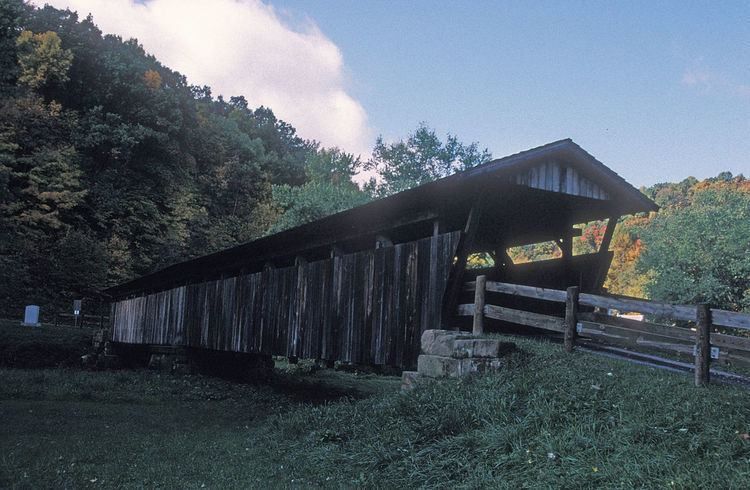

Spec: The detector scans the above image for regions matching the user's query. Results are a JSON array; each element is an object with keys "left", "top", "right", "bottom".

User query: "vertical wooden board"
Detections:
[
  {"left": 242, "top": 272, "right": 261, "bottom": 353},
  {"left": 370, "top": 248, "right": 387, "bottom": 364},
  {"left": 551, "top": 161, "right": 560, "bottom": 192},
  {"left": 361, "top": 250, "right": 375, "bottom": 364},
  {"left": 210, "top": 279, "right": 223, "bottom": 350},
  {"left": 392, "top": 243, "right": 410, "bottom": 366},
  {"left": 427, "top": 233, "right": 440, "bottom": 329},
  {"left": 339, "top": 254, "right": 356, "bottom": 363},
  {"left": 258, "top": 268, "right": 273, "bottom": 354},
  {"left": 175, "top": 286, "right": 187, "bottom": 346},
  {"left": 290, "top": 263, "right": 307, "bottom": 358},
  {"left": 233, "top": 274, "right": 246, "bottom": 352},
  {"left": 318, "top": 258, "right": 333, "bottom": 360},
  {"left": 221, "top": 277, "right": 237, "bottom": 351},
  {"left": 379, "top": 246, "right": 395, "bottom": 365},
  {"left": 405, "top": 241, "right": 423, "bottom": 364},
  {"left": 283, "top": 266, "right": 297, "bottom": 356},
  {"left": 279, "top": 266, "right": 295, "bottom": 356},
  {"left": 144, "top": 293, "right": 155, "bottom": 344},
  {"left": 185, "top": 283, "right": 202, "bottom": 347},
  {"left": 301, "top": 260, "right": 324, "bottom": 359},
  {"left": 545, "top": 161, "right": 554, "bottom": 191},
  {"left": 271, "top": 268, "right": 285, "bottom": 356},
  {"left": 326, "top": 255, "right": 343, "bottom": 360},
  {"left": 417, "top": 235, "right": 432, "bottom": 333},
  {"left": 388, "top": 244, "right": 404, "bottom": 366},
  {"left": 400, "top": 241, "right": 419, "bottom": 366}
]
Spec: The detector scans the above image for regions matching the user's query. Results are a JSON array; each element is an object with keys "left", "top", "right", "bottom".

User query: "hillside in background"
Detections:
[
  {"left": 1, "top": 1, "right": 747, "bottom": 318},
  {"left": 0, "top": 2, "right": 371, "bottom": 317}
]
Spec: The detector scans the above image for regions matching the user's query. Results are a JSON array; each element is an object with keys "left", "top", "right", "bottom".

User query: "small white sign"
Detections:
[{"left": 693, "top": 345, "right": 720, "bottom": 360}]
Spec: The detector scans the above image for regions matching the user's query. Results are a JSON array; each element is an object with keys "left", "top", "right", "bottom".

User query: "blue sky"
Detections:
[
  {"left": 39, "top": 0, "right": 749, "bottom": 187},
  {"left": 273, "top": 0, "right": 749, "bottom": 186}
]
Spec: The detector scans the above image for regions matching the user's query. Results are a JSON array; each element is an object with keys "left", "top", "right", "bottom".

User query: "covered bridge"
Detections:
[{"left": 106, "top": 139, "right": 657, "bottom": 368}]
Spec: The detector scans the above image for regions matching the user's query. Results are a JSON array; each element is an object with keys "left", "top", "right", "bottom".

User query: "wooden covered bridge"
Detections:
[{"left": 106, "top": 139, "right": 657, "bottom": 369}]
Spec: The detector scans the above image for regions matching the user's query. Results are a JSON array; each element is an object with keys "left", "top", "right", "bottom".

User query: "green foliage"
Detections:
[
  {"left": 0, "top": 0, "right": 25, "bottom": 92},
  {"left": 270, "top": 147, "right": 370, "bottom": 232},
  {"left": 366, "top": 122, "right": 492, "bottom": 197},
  {"left": 0, "top": 5, "right": 316, "bottom": 315},
  {"left": 638, "top": 183, "right": 750, "bottom": 311},
  {"left": 16, "top": 30, "right": 73, "bottom": 90}
]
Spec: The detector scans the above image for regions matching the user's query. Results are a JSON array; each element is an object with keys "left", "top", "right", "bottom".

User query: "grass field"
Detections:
[
  {"left": 0, "top": 319, "right": 93, "bottom": 368},
  {"left": 1, "top": 327, "right": 749, "bottom": 488}
]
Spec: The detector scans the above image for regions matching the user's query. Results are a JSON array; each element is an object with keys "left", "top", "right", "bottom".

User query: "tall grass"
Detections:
[{"left": 1, "top": 335, "right": 749, "bottom": 488}]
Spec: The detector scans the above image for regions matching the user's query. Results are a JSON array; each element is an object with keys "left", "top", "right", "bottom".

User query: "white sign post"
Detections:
[{"left": 73, "top": 299, "right": 82, "bottom": 328}]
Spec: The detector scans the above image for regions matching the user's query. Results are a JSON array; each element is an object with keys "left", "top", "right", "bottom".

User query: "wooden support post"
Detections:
[
  {"left": 441, "top": 197, "right": 484, "bottom": 329},
  {"left": 473, "top": 275, "right": 486, "bottom": 335},
  {"left": 599, "top": 216, "right": 620, "bottom": 253},
  {"left": 432, "top": 219, "right": 441, "bottom": 237},
  {"left": 695, "top": 303, "right": 711, "bottom": 387},
  {"left": 564, "top": 286, "right": 579, "bottom": 353}
]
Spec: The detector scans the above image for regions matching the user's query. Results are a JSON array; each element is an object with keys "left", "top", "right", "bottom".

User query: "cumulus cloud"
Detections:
[{"left": 30, "top": 0, "right": 374, "bottom": 156}]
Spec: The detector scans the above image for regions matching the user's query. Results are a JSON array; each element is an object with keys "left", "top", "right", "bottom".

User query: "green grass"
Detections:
[
  {"left": 1, "top": 333, "right": 749, "bottom": 488},
  {"left": 0, "top": 319, "right": 93, "bottom": 368}
]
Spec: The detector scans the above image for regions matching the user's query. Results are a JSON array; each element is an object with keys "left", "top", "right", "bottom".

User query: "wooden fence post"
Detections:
[
  {"left": 695, "top": 303, "right": 711, "bottom": 387},
  {"left": 473, "top": 275, "right": 486, "bottom": 335},
  {"left": 564, "top": 286, "right": 579, "bottom": 353}
]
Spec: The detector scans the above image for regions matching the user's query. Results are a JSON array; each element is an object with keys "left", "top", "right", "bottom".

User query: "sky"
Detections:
[{"left": 31, "top": 0, "right": 750, "bottom": 186}]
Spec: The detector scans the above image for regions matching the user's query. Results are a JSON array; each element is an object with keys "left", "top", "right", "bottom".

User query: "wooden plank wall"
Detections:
[
  {"left": 111, "top": 231, "right": 461, "bottom": 368},
  {"left": 513, "top": 161, "right": 609, "bottom": 200}
]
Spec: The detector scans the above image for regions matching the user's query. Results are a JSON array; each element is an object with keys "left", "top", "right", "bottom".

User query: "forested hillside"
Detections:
[
  {"left": 1, "top": 2, "right": 747, "bottom": 318},
  {"left": 0, "top": 2, "right": 490, "bottom": 317},
  {"left": 0, "top": 2, "right": 330, "bottom": 315}
]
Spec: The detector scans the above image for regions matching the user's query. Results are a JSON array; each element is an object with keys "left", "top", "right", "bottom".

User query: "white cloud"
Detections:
[
  {"left": 30, "top": 0, "right": 374, "bottom": 156},
  {"left": 682, "top": 66, "right": 750, "bottom": 99}
]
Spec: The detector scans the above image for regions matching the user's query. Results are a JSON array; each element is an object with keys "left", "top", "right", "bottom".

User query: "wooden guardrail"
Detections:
[{"left": 459, "top": 277, "right": 750, "bottom": 386}]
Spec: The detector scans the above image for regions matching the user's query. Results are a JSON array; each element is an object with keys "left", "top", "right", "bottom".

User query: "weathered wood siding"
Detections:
[
  {"left": 513, "top": 161, "right": 609, "bottom": 200},
  {"left": 111, "top": 231, "right": 460, "bottom": 367}
]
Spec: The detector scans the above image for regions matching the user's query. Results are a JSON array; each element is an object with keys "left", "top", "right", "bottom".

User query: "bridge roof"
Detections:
[{"left": 105, "top": 139, "right": 657, "bottom": 298}]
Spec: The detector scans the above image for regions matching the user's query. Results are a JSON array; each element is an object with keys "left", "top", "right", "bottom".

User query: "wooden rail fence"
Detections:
[
  {"left": 54, "top": 313, "right": 109, "bottom": 329},
  {"left": 460, "top": 276, "right": 750, "bottom": 386}
]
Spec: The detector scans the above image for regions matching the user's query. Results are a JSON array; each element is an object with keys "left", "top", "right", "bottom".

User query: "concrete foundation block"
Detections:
[
  {"left": 418, "top": 354, "right": 474, "bottom": 378},
  {"left": 453, "top": 339, "right": 516, "bottom": 358},
  {"left": 420, "top": 329, "right": 474, "bottom": 357}
]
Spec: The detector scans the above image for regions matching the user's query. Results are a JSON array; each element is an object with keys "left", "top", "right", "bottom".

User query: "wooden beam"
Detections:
[
  {"left": 441, "top": 198, "right": 484, "bottom": 329},
  {"left": 599, "top": 216, "right": 620, "bottom": 253},
  {"left": 483, "top": 304, "right": 565, "bottom": 332},
  {"left": 579, "top": 293, "right": 697, "bottom": 322},
  {"left": 466, "top": 280, "right": 567, "bottom": 303}
]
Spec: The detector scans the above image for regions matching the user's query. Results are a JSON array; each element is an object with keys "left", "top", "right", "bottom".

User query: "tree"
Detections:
[
  {"left": 637, "top": 181, "right": 750, "bottom": 311},
  {"left": 270, "top": 148, "right": 369, "bottom": 232},
  {"left": 16, "top": 30, "right": 73, "bottom": 90},
  {"left": 0, "top": 0, "right": 25, "bottom": 92},
  {"left": 366, "top": 123, "right": 492, "bottom": 197}
]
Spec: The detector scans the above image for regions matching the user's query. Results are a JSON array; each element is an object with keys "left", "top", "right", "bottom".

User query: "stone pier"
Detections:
[{"left": 401, "top": 330, "right": 516, "bottom": 390}]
